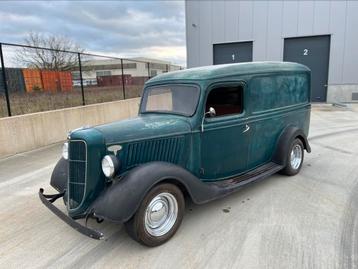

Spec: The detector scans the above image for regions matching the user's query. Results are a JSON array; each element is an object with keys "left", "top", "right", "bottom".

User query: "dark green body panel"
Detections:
[
  {"left": 66, "top": 62, "right": 311, "bottom": 216},
  {"left": 94, "top": 115, "right": 193, "bottom": 174},
  {"left": 94, "top": 115, "right": 192, "bottom": 144},
  {"left": 247, "top": 104, "right": 310, "bottom": 169},
  {"left": 200, "top": 111, "right": 250, "bottom": 179}
]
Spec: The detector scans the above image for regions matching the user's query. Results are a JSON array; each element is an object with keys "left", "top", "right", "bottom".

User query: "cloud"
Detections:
[{"left": 0, "top": 1, "right": 186, "bottom": 66}]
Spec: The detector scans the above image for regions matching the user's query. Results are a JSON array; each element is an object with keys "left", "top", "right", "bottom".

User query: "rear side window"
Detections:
[
  {"left": 206, "top": 85, "right": 243, "bottom": 117},
  {"left": 250, "top": 74, "right": 308, "bottom": 112}
]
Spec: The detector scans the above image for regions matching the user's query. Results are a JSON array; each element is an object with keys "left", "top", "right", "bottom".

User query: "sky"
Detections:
[{"left": 0, "top": 1, "right": 186, "bottom": 66}]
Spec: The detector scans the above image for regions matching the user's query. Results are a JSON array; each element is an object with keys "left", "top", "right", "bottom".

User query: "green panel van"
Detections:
[{"left": 40, "top": 62, "right": 311, "bottom": 246}]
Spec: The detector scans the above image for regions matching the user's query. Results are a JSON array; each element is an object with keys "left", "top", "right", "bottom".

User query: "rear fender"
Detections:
[{"left": 272, "top": 126, "right": 311, "bottom": 166}]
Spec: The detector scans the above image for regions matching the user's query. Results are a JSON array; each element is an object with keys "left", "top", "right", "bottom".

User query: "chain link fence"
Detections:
[{"left": 0, "top": 42, "right": 183, "bottom": 118}]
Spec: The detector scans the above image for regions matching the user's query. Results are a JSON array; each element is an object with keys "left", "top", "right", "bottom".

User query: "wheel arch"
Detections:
[
  {"left": 296, "top": 134, "right": 310, "bottom": 153},
  {"left": 90, "top": 162, "right": 217, "bottom": 223},
  {"left": 272, "top": 126, "right": 311, "bottom": 166},
  {"left": 154, "top": 177, "right": 193, "bottom": 202}
]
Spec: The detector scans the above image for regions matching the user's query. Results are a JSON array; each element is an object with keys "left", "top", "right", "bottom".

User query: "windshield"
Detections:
[{"left": 140, "top": 84, "right": 200, "bottom": 116}]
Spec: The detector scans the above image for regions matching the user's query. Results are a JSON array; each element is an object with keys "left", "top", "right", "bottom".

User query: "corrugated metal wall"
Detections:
[{"left": 185, "top": 0, "right": 358, "bottom": 85}]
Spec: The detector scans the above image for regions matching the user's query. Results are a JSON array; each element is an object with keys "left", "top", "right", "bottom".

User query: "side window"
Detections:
[{"left": 206, "top": 85, "right": 244, "bottom": 117}]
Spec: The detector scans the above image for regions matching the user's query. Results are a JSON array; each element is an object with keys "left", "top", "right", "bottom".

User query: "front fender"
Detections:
[
  {"left": 90, "top": 162, "right": 221, "bottom": 223},
  {"left": 50, "top": 158, "right": 68, "bottom": 193}
]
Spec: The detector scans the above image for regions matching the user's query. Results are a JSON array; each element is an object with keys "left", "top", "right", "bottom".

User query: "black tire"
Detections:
[
  {"left": 280, "top": 138, "right": 304, "bottom": 176},
  {"left": 124, "top": 183, "right": 185, "bottom": 247}
]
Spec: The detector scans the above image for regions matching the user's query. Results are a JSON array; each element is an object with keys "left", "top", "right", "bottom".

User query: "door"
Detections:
[
  {"left": 200, "top": 83, "right": 250, "bottom": 180},
  {"left": 284, "top": 35, "right": 330, "bottom": 102},
  {"left": 213, "top": 41, "right": 253, "bottom": 65}
]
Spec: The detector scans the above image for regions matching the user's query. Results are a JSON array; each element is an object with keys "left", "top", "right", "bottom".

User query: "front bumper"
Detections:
[{"left": 38, "top": 188, "right": 104, "bottom": 240}]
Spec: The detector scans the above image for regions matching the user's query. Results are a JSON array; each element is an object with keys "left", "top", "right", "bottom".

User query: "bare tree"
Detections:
[{"left": 15, "top": 32, "right": 84, "bottom": 71}]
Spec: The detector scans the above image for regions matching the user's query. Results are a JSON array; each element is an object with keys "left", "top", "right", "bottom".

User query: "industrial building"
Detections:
[
  {"left": 73, "top": 57, "right": 181, "bottom": 86},
  {"left": 185, "top": 1, "right": 358, "bottom": 103}
]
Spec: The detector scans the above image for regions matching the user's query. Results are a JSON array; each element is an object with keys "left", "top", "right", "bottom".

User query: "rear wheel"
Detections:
[
  {"left": 124, "top": 183, "right": 185, "bottom": 247},
  {"left": 281, "top": 138, "right": 304, "bottom": 176}
]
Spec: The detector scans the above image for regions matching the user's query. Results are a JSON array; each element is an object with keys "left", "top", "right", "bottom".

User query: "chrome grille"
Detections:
[{"left": 68, "top": 140, "right": 87, "bottom": 209}]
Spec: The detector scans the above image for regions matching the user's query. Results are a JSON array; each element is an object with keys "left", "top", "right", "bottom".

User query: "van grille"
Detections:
[
  {"left": 68, "top": 140, "right": 86, "bottom": 209},
  {"left": 125, "top": 136, "right": 184, "bottom": 168}
]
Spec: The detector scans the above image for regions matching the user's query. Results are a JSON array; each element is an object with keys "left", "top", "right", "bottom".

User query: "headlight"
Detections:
[
  {"left": 62, "top": 142, "right": 68, "bottom": 160},
  {"left": 101, "top": 155, "right": 119, "bottom": 178}
]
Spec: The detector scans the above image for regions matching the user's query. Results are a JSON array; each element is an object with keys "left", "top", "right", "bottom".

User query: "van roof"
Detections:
[{"left": 147, "top": 61, "right": 310, "bottom": 83}]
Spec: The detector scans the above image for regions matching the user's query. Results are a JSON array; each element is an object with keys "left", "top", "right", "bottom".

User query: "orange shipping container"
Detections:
[
  {"left": 41, "top": 70, "right": 60, "bottom": 92},
  {"left": 58, "top": 72, "right": 73, "bottom": 92},
  {"left": 22, "top": 69, "right": 43, "bottom": 92}
]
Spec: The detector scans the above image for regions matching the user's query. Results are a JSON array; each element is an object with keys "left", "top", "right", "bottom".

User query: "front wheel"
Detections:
[
  {"left": 124, "top": 183, "right": 185, "bottom": 247},
  {"left": 280, "top": 138, "right": 304, "bottom": 176}
]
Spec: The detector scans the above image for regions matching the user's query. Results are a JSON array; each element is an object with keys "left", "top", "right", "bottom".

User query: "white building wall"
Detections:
[
  {"left": 78, "top": 59, "right": 178, "bottom": 80},
  {"left": 186, "top": 0, "right": 358, "bottom": 102}
]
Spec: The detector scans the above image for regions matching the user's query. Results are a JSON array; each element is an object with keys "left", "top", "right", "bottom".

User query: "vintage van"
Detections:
[{"left": 40, "top": 62, "right": 311, "bottom": 246}]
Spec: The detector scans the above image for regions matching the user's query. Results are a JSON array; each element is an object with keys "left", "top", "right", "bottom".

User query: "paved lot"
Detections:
[{"left": 1, "top": 104, "right": 358, "bottom": 269}]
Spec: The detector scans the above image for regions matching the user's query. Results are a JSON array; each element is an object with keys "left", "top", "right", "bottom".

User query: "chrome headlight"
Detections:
[
  {"left": 101, "top": 155, "right": 119, "bottom": 178},
  {"left": 62, "top": 142, "right": 68, "bottom": 160}
]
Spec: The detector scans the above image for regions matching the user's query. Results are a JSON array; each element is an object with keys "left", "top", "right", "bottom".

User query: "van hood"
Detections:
[{"left": 93, "top": 114, "right": 192, "bottom": 145}]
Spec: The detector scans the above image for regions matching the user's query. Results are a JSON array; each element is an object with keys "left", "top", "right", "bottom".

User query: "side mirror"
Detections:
[
  {"left": 201, "top": 107, "right": 216, "bottom": 132},
  {"left": 207, "top": 107, "right": 216, "bottom": 118}
]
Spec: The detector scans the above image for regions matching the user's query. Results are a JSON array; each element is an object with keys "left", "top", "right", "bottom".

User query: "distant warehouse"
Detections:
[
  {"left": 72, "top": 57, "right": 181, "bottom": 87},
  {"left": 185, "top": 0, "right": 358, "bottom": 103}
]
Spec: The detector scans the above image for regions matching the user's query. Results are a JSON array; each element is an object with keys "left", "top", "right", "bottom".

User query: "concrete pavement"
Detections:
[{"left": 1, "top": 104, "right": 358, "bottom": 269}]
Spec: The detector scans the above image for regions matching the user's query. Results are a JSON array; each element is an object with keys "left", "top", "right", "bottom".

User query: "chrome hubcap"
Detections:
[
  {"left": 145, "top": 192, "right": 178, "bottom": 237},
  {"left": 290, "top": 144, "right": 302, "bottom": 170}
]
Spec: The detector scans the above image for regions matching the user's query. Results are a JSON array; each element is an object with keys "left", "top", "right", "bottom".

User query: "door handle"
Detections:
[{"left": 243, "top": 124, "right": 250, "bottom": 133}]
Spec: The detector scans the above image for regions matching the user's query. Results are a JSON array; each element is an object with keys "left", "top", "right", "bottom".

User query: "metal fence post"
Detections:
[
  {"left": 0, "top": 43, "right": 11, "bottom": 117},
  {"left": 166, "top": 64, "right": 169, "bottom": 73},
  {"left": 77, "top": 53, "right": 85, "bottom": 106},
  {"left": 147, "top": 62, "right": 150, "bottom": 79},
  {"left": 120, "top": 59, "right": 126, "bottom": 99}
]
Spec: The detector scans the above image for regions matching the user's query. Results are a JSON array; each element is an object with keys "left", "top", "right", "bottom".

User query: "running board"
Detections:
[{"left": 204, "top": 162, "right": 284, "bottom": 200}]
